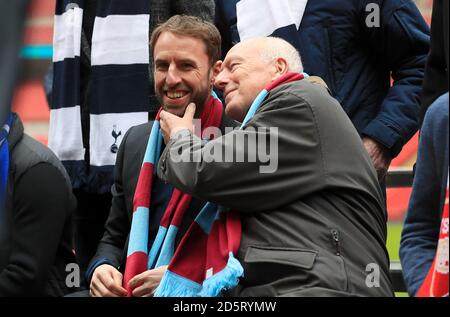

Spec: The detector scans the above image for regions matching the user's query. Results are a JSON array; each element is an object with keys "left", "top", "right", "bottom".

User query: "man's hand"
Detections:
[
  {"left": 160, "top": 103, "right": 196, "bottom": 143},
  {"left": 362, "top": 137, "right": 392, "bottom": 181},
  {"left": 89, "top": 264, "right": 128, "bottom": 297},
  {"left": 128, "top": 265, "right": 168, "bottom": 297}
]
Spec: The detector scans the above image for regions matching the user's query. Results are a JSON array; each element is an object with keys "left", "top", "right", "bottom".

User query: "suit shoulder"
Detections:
[
  {"left": 127, "top": 121, "right": 153, "bottom": 137},
  {"left": 122, "top": 122, "right": 153, "bottom": 145}
]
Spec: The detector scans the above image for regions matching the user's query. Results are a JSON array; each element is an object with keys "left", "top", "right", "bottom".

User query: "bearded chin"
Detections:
[
  {"left": 153, "top": 95, "right": 182, "bottom": 117},
  {"left": 192, "top": 91, "right": 211, "bottom": 118},
  {"left": 155, "top": 92, "right": 210, "bottom": 118}
]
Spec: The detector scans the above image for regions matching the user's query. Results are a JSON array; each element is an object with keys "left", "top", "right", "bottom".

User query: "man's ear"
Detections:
[
  {"left": 211, "top": 60, "right": 222, "bottom": 84},
  {"left": 271, "top": 57, "right": 289, "bottom": 81}
]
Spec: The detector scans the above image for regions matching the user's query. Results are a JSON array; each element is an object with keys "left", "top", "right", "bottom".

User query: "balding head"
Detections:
[
  {"left": 215, "top": 37, "right": 303, "bottom": 121},
  {"left": 242, "top": 37, "right": 303, "bottom": 73}
]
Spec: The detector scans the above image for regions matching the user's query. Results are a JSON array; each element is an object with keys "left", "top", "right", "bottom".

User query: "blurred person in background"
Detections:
[
  {"left": 0, "top": 112, "right": 77, "bottom": 297},
  {"left": 400, "top": 93, "right": 448, "bottom": 297},
  {"left": 400, "top": 0, "right": 449, "bottom": 297}
]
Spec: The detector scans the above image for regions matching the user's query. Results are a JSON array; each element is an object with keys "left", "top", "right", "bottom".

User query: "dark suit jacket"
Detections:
[{"left": 86, "top": 114, "right": 238, "bottom": 281}]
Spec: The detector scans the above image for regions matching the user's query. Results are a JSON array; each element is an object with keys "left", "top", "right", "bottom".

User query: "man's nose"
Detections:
[
  {"left": 214, "top": 70, "right": 229, "bottom": 91},
  {"left": 166, "top": 64, "right": 181, "bottom": 87}
]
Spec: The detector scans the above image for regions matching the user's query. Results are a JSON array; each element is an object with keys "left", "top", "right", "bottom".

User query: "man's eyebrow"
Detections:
[
  {"left": 154, "top": 58, "right": 168, "bottom": 65},
  {"left": 178, "top": 58, "right": 197, "bottom": 65}
]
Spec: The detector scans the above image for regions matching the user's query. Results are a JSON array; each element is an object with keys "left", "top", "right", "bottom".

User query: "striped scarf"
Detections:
[
  {"left": 0, "top": 113, "right": 13, "bottom": 210},
  {"left": 153, "top": 72, "right": 305, "bottom": 297},
  {"left": 49, "top": 0, "right": 150, "bottom": 193},
  {"left": 123, "top": 94, "right": 224, "bottom": 296}
]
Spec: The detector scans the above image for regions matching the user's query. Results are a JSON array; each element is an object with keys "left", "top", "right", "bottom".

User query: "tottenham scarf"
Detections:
[
  {"left": 0, "top": 113, "right": 13, "bottom": 210},
  {"left": 416, "top": 173, "right": 449, "bottom": 297},
  {"left": 50, "top": 0, "right": 150, "bottom": 193},
  {"left": 152, "top": 72, "right": 306, "bottom": 297}
]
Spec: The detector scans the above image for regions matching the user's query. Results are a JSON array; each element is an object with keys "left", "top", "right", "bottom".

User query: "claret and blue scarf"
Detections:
[{"left": 125, "top": 72, "right": 305, "bottom": 297}]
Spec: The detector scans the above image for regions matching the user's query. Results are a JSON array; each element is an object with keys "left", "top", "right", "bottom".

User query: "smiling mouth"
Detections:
[{"left": 165, "top": 91, "right": 189, "bottom": 99}]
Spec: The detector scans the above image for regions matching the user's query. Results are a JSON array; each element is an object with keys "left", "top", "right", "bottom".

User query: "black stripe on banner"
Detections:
[
  {"left": 61, "top": 160, "right": 87, "bottom": 190},
  {"left": 56, "top": 0, "right": 84, "bottom": 15},
  {"left": 62, "top": 161, "right": 114, "bottom": 193},
  {"left": 95, "top": 0, "right": 150, "bottom": 17},
  {"left": 89, "top": 64, "right": 151, "bottom": 114},
  {"left": 88, "top": 165, "right": 115, "bottom": 193},
  {"left": 52, "top": 57, "right": 81, "bottom": 110}
]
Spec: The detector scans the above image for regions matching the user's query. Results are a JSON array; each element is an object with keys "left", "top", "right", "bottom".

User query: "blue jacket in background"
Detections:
[
  {"left": 215, "top": 0, "right": 430, "bottom": 157},
  {"left": 400, "top": 93, "right": 449, "bottom": 296}
]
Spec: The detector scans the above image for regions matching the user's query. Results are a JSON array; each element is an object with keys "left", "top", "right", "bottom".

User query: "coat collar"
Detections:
[{"left": 8, "top": 113, "right": 24, "bottom": 151}]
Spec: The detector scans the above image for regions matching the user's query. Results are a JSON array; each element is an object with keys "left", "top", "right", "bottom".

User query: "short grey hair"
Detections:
[{"left": 258, "top": 37, "right": 303, "bottom": 73}]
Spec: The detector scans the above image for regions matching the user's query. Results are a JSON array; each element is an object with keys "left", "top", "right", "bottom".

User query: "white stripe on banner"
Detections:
[
  {"left": 89, "top": 112, "right": 149, "bottom": 166},
  {"left": 52, "top": 7, "right": 83, "bottom": 62},
  {"left": 91, "top": 14, "right": 150, "bottom": 66},
  {"left": 48, "top": 106, "right": 85, "bottom": 161},
  {"left": 236, "top": 0, "right": 308, "bottom": 40}
]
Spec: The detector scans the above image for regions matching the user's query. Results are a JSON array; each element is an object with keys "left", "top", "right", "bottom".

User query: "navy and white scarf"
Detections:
[
  {"left": 49, "top": 0, "right": 151, "bottom": 193},
  {"left": 0, "top": 113, "right": 13, "bottom": 210}
]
